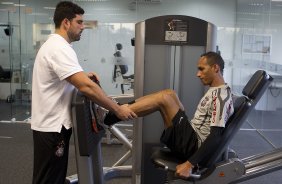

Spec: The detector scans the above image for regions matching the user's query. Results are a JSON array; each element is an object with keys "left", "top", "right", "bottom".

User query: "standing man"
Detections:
[
  {"left": 31, "top": 1, "right": 136, "bottom": 184},
  {"left": 103, "top": 52, "right": 234, "bottom": 179}
]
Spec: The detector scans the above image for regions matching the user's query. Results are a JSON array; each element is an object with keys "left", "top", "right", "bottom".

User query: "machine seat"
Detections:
[{"left": 122, "top": 74, "right": 134, "bottom": 80}]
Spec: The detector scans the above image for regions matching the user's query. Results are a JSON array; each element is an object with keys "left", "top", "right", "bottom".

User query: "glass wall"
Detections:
[
  {"left": 0, "top": 0, "right": 236, "bottom": 121},
  {"left": 0, "top": 0, "right": 29, "bottom": 122},
  {"left": 233, "top": 0, "right": 282, "bottom": 148},
  {"left": 0, "top": 1, "right": 281, "bottom": 145}
]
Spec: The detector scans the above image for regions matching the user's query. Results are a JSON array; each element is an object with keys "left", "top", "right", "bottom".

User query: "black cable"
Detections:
[{"left": 173, "top": 45, "right": 176, "bottom": 90}]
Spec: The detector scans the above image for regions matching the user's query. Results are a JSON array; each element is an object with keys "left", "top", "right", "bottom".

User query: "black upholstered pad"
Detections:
[
  {"left": 243, "top": 70, "right": 273, "bottom": 100},
  {"left": 151, "top": 148, "right": 182, "bottom": 172}
]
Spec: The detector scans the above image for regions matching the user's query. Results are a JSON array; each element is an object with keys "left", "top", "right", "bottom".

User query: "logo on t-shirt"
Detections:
[
  {"left": 201, "top": 96, "right": 209, "bottom": 107},
  {"left": 178, "top": 117, "right": 183, "bottom": 124},
  {"left": 224, "top": 102, "right": 233, "bottom": 123},
  {"left": 212, "top": 92, "right": 217, "bottom": 124}
]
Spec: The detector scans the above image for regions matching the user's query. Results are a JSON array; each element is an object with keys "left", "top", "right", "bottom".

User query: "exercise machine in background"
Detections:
[{"left": 112, "top": 43, "right": 134, "bottom": 94}]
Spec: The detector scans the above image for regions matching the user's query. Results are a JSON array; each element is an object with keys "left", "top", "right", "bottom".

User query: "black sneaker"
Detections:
[
  {"left": 103, "top": 111, "right": 121, "bottom": 126},
  {"left": 95, "top": 98, "right": 122, "bottom": 127}
]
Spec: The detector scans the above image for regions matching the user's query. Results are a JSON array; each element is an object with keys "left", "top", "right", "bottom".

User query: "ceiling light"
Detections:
[
  {"left": 43, "top": 7, "right": 55, "bottom": 10},
  {"left": 1, "top": 2, "right": 14, "bottom": 5},
  {"left": 14, "top": 4, "right": 26, "bottom": 7},
  {"left": 249, "top": 3, "right": 264, "bottom": 6},
  {"left": 74, "top": 0, "right": 109, "bottom": 2}
]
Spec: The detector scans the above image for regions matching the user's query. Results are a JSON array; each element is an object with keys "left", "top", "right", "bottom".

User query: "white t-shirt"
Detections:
[
  {"left": 31, "top": 34, "right": 83, "bottom": 133},
  {"left": 191, "top": 84, "right": 234, "bottom": 147}
]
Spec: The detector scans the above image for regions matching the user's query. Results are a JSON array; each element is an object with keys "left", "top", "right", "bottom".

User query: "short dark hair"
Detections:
[
  {"left": 53, "top": 1, "right": 84, "bottom": 28},
  {"left": 201, "top": 51, "right": 224, "bottom": 74}
]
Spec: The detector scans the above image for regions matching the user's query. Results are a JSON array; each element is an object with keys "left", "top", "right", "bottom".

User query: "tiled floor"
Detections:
[
  {"left": 0, "top": 109, "right": 282, "bottom": 184},
  {"left": 0, "top": 100, "right": 30, "bottom": 121}
]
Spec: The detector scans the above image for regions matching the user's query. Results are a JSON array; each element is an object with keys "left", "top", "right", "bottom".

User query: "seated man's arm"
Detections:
[
  {"left": 175, "top": 126, "right": 223, "bottom": 178},
  {"left": 176, "top": 86, "right": 234, "bottom": 178}
]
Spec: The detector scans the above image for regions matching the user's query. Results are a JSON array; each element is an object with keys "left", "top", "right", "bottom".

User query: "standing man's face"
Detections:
[
  {"left": 196, "top": 57, "right": 217, "bottom": 86},
  {"left": 67, "top": 14, "right": 84, "bottom": 42}
]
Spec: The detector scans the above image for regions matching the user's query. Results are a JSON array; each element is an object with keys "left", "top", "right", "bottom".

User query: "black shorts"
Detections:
[
  {"left": 32, "top": 126, "right": 72, "bottom": 184},
  {"left": 160, "top": 109, "right": 198, "bottom": 160}
]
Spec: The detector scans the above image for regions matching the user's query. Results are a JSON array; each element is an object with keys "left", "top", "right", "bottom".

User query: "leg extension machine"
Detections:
[
  {"left": 151, "top": 70, "right": 282, "bottom": 184},
  {"left": 65, "top": 93, "right": 133, "bottom": 184}
]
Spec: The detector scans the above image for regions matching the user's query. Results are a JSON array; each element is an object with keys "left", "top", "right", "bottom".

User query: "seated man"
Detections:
[{"left": 102, "top": 51, "right": 234, "bottom": 178}]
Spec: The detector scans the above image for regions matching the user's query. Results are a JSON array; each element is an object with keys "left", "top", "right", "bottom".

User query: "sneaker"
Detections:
[
  {"left": 103, "top": 111, "right": 121, "bottom": 126},
  {"left": 89, "top": 102, "right": 107, "bottom": 133},
  {"left": 91, "top": 98, "right": 121, "bottom": 128},
  {"left": 94, "top": 104, "right": 109, "bottom": 128},
  {"left": 102, "top": 98, "right": 122, "bottom": 126}
]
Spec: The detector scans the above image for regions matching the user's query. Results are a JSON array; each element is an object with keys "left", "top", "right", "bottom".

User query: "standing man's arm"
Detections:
[
  {"left": 66, "top": 71, "right": 137, "bottom": 121},
  {"left": 86, "top": 72, "right": 100, "bottom": 81}
]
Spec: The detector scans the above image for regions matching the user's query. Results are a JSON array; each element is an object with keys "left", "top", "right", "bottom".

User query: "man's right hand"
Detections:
[
  {"left": 175, "top": 161, "right": 194, "bottom": 179},
  {"left": 115, "top": 104, "right": 137, "bottom": 121}
]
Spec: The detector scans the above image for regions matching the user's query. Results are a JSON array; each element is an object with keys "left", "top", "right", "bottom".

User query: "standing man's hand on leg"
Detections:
[{"left": 116, "top": 105, "right": 137, "bottom": 121}]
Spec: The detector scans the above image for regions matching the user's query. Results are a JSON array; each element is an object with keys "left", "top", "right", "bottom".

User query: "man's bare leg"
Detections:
[{"left": 105, "top": 89, "right": 184, "bottom": 127}]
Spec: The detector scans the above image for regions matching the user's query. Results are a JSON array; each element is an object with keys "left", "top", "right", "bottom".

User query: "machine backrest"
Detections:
[
  {"left": 242, "top": 70, "right": 272, "bottom": 104},
  {"left": 203, "top": 70, "right": 273, "bottom": 167}
]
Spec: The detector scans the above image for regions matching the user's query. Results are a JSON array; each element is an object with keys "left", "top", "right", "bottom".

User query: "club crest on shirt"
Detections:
[{"left": 201, "top": 96, "right": 209, "bottom": 107}]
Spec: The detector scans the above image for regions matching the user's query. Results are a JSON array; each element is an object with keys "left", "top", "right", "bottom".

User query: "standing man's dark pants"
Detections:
[{"left": 32, "top": 126, "right": 72, "bottom": 184}]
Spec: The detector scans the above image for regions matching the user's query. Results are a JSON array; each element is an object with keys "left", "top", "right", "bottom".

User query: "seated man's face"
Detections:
[{"left": 196, "top": 57, "right": 217, "bottom": 86}]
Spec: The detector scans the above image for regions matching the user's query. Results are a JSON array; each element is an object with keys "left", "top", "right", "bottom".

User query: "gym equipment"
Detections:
[
  {"left": 0, "top": 65, "right": 11, "bottom": 82},
  {"left": 65, "top": 81, "right": 134, "bottom": 184},
  {"left": 151, "top": 70, "right": 279, "bottom": 184},
  {"left": 112, "top": 42, "right": 135, "bottom": 94},
  {"left": 0, "top": 24, "right": 13, "bottom": 36},
  {"left": 133, "top": 15, "right": 217, "bottom": 183},
  {"left": 101, "top": 95, "right": 134, "bottom": 145}
]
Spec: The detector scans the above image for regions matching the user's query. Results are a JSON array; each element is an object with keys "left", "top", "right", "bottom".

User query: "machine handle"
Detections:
[
  {"left": 90, "top": 75, "right": 101, "bottom": 87},
  {"left": 189, "top": 173, "right": 201, "bottom": 179},
  {"left": 157, "top": 161, "right": 201, "bottom": 180}
]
